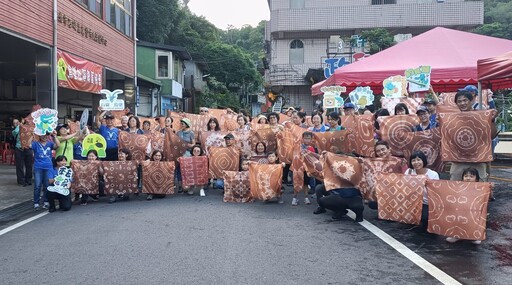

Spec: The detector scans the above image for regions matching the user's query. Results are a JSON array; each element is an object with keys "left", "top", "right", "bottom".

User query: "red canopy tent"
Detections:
[
  {"left": 312, "top": 27, "right": 512, "bottom": 96},
  {"left": 477, "top": 51, "right": 512, "bottom": 90}
]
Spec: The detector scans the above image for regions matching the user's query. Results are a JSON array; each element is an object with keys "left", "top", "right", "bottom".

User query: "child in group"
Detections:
[
  {"left": 81, "top": 149, "right": 104, "bottom": 205},
  {"left": 108, "top": 148, "right": 133, "bottom": 203},
  {"left": 32, "top": 132, "right": 60, "bottom": 210},
  {"left": 47, "top": 155, "right": 72, "bottom": 212},
  {"left": 266, "top": 151, "right": 285, "bottom": 204},
  {"left": 183, "top": 145, "right": 208, "bottom": 196},
  {"left": 215, "top": 158, "right": 251, "bottom": 191},
  {"left": 293, "top": 132, "right": 316, "bottom": 206},
  {"left": 146, "top": 150, "right": 167, "bottom": 200}
]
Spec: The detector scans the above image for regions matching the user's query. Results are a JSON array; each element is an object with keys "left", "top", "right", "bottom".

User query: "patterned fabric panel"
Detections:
[
  {"left": 141, "top": 161, "right": 176, "bottom": 194},
  {"left": 67, "top": 121, "right": 80, "bottom": 134},
  {"left": 276, "top": 130, "right": 296, "bottom": 164},
  {"left": 375, "top": 173, "right": 425, "bottom": 225},
  {"left": 70, "top": 160, "right": 100, "bottom": 194},
  {"left": 302, "top": 151, "right": 323, "bottom": 181},
  {"left": 118, "top": 132, "right": 150, "bottom": 161},
  {"left": 358, "top": 157, "right": 404, "bottom": 201},
  {"left": 19, "top": 124, "right": 35, "bottom": 149},
  {"left": 103, "top": 161, "right": 139, "bottom": 195},
  {"left": 166, "top": 111, "right": 186, "bottom": 130},
  {"left": 223, "top": 171, "right": 253, "bottom": 203},
  {"left": 219, "top": 114, "right": 239, "bottom": 131},
  {"left": 381, "top": 98, "right": 423, "bottom": 116},
  {"left": 233, "top": 130, "right": 252, "bottom": 158},
  {"left": 110, "top": 109, "right": 130, "bottom": 127},
  {"left": 379, "top": 114, "right": 419, "bottom": 156},
  {"left": 179, "top": 156, "right": 209, "bottom": 187},
  {"left": 426, "top": 180, "right": 491, "bottom": 241},
  {"left": 321, "top": 152, "right": 363, "bottom": 191},
  {"left": 200, "top": 131, "right": 230, "bottom": 154},
  {"left": 163, "top": 131, "right": 188, "bottom": 162},
  {"left": 342, "top": 115, "right": 375, "bottom": 157},
  {"left": 312, "top": 130, "right": 351, "bottom": 153},
  {"left": 183, "top": 113, "right": 210, "bottom": 141},
  {"left": 251, "top": 128, "right": 277, "bottom": 153},
  {"left": 208, "top": 147, "right": 240, "bottom": 179},
  {"left": 250, "top": 156, "right": 270, "bottom": 164},
  {"left": 249, "top": 163, "right": 283, "bottom": 201},
  {"left": 148, "top": 131, "right": 165, "bottom": 152},
  {"left": 249, "top": 122, "right": 270, "bottom": 131},
  {"left": 439, "top": 110, "right": 496, "bottom": 163},
  {"left": 437, "top": 91, "right": 490, "bottom": 114},
  {"left": 402, "top": 128, "right": 444, "bottom": 173}
]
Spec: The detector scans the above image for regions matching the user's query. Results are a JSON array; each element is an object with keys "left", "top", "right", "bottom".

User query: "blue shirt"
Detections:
[
  {"left": 99, "top": 125, "right": 119, "bottom": 149},
  {"left": 73, "top": 142, "right": 86, "bottom": 160},
  {"left": 12, "top": 125, "right": 21, "bottom": 149},
  {"left": 32, "top": 141, "right": 54, "bottom": 170}
]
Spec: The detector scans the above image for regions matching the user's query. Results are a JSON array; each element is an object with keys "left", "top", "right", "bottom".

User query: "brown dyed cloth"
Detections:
[
  {"left": 342, "top": 115, "right": 375, "bottom": 157},
  {"left": 375, "top": 173, "right": 425, "bottom": 225},
  {"left": 251, "top": 128, "right": 277, "bottom": 153},
  {"left": 249, "top": 163, "right": 283, "bottom": 201},
  {"left": 233, "top": 130, "right": 252, "bottom": 158},
  {"left": 250, "top": 156, "right": 270, "bottom": 164},
  {"left": 321, "top": 152, "right": 363, "bottom": 191},
  {"left": 19, "top": 124, "right": 35, "bottom": 149},
  {"left": 276, "top": 130, "right": 297, "bottom": 164},
  {"left": 219, "top": 114, "right": 239, "bottom": 131},
  {"left": 166, "top": 111, "right": 186, "bottom": 130},
  {"left": 402, "top": 128, "right": 444, "bottom": 173},
  {"left": 200, "top": 131, "right": 230, "bottom": 154},
  {"left": 163, "top": 130, "right": 188, "bottom": 162},
  {"left": 437, "top": 91, "right": 490, "bottom": 114},
  {"left": 118, "top": 132, "right": 150, "bottom": 161},
  {"left": 223, "top": 171, "right": 253, "bottom": 203},
  {"left": 381, "top": 98, "right": 423, "bottom": 115},
  {"left": 302, "top": 151, "right": 323, "bottom": 181},
  {"left": 427, "top": 180, "right": 491, "bottom": 241},
  {"left": 208, "top": 147, "right": 240, "bottom": 179},
  {"left": 379, "top": 114, "right": 419, "bottom": 156},
  {"left": 250, "top": 122, "right": 270, "bottom": 131},
  {"left": 70, "top": 160, "right": 100, "bottom": 194},
  {"left": 358, "top": 157, "right": 405, "bottom": 201},
  {"left": 183, "top": 113, "right": 210, "bottom": 141},
  {"left": 110, "top": 109, "right": 130, "bottom": 127},
  {"left": 312, "top": 130, "right": 350, "bottom": 153},
  {"left": 439, "top": 110, "right": 496, "bottom": 163},
  {"left": 103, "top": 161, "right": 139, "bottom": 195},
  {"left": 148, "top": 131, "right": 165, "bottom": 152},
  {"left": 179, "top": 156, "right": 209, "bottom": 187},
  {"left": 141, "top": 161, "right": 176, "bottom": 195},
  {"left": 67, "top": 121, "right": 80, "bottom": 134}
]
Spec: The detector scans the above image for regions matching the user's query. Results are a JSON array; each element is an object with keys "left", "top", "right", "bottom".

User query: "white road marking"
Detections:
[
  {"left": 0, "top": 212, "right": 48, "bottom": 236},
  {"left": 346, "top": 211, "right": 462, "bottom": 285}
]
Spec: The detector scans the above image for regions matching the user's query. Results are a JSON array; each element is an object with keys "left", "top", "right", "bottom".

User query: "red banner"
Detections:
[{"left": 57, "top": 50, "right": 102, "bottom": 93}]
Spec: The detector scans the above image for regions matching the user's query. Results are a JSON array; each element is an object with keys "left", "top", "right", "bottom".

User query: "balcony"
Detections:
[{"left": 266, "top": 63, "right": 322, "bottom": 86}]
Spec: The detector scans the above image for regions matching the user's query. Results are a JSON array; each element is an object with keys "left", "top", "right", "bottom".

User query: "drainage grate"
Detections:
[{"left": 0, "top": 200, "right": 33, "bottom": 221}]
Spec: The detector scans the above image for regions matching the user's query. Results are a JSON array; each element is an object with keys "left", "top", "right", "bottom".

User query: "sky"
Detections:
[{"left": 187, "top": 0, "right": 270, "bottom": 30}]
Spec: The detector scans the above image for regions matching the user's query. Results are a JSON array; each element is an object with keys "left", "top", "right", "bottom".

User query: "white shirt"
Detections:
[{"left": 404, "top": 168, "right": 439, "bottom": 204}]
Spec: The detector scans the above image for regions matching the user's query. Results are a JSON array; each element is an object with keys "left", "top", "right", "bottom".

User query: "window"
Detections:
[
  {"left": 106, "top": 0, "right": 132, "bottom": 37},
  {"left": 371, "top": 0, "right": 396, "bottom": 4},
  {"left": 156, "top": 51, "right": 172, "bottom": 79},
  {"left": 289, "top": 40, "right": 304, "bottom": 65},
  {"left": 290, "top": 0, "right": 305, "bottom": 9},
  {"left": 76, "top": 0, "right": 103, "bottom": 17}
]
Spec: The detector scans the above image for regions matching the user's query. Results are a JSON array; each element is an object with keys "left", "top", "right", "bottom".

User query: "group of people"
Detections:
[{"left": 11, "top": 85, "right": 496, "bottom": 245}]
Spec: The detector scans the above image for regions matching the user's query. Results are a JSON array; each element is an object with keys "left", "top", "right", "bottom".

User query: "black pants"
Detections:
[
  {"left": 105, "top": 148, "right": 118, "bottom": 161},
  {"left": 282, "top": 164, "right": 290, "bottom": 183},
  {"left": 315, "top": 184, "right": 330, "bottom": 206},
  {"left": 47, "top": 192, "right": 72, "bottom": 211},
  {"left": 15, "top": 148, "right": 33, "bottom": 185},
  {"left": 318, "top": 193, "right": 364, "bottom": 218}
]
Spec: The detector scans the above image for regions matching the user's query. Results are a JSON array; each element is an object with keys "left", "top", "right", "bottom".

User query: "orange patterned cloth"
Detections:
[
  {"left": 70, "top": 161, "right": 100, "bottom": 194},
  {"left": 251, "top": 128, "right": 277, "bottom": 153},
  {"left": 199, "top": 131, "right": 230, "bottom": 154},
  {"left": 250, "top": 156, "right": 270, "bottom": 164},
  {"left": 148, "top": 131, "right": 165, "bottom": 152},
  {"left": 141, "top": 161, "right": 176, "bottom": 195},
  {"left": 183, "top": 113, "right": 210, "bottom": 141},
  {"left": 342, "top": 115, "right": 375, "bottom": 157},
  {"left": 439, "top": 110, "right": 496, "bottom": 163},
  {"left": 19, "top": 124, "right": 34, "bottom": 149},
  {"left": 208, "top": 147, "right": 240, "bottom": 179},
  {"left": 219, "top": 114, "right": 238, "bottom": 131},
  {"left": 163, "top": 131, "right": 188, "bottom": 162},
  {"left": 249, "top": 163, "right": 283, "bottom": 200},
  {"left": 381, "top": 98, "right": 423, "bottom": 115},
  {"left": 312, "top": 130, "right": 351, "bottom": 153},
  {"left": 437, "top": 91, "right": 491, "bottom": 114},
  {"left": 223, "top": 171, "right": 253, "bottom": 203},
  {"left": 375, "top": 173, "right": 425, "bottom": 225},
  {"left": 179, "top": 156, "right": 209, "bottom": 187},
  {"left": 302, "top": 151, "right": 323, "bottom": 181},
  {"left": 379, "top": 114, "right": 419, "bottom": 156},
  {"left": 103, "top": 161, "right": 139, "bottom": 195},
  {"left": 426, "top": 180, "right": 491, "bottom": 241},
  {"left": 276, "top": 129, "right": 297, "bottom": 164},
  {"left": 357, "top": 157, "right": 405, "bottom": 201},
  {"left": 110, "top": 109, "right": 130, "bottom": 127},
  {"left": 321, "top": 152, "right": 363, "bottom": 191},
  {"left": 233, "top": 130, "right": 252, "bottom": 158},
  {"left": 118, "top": 132, "right": 150, "bottom": 161},
  {"left": 402, "top": 128, "right": 444, "bottom": 173}
]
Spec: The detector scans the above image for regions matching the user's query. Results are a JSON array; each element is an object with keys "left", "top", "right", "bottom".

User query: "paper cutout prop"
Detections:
[
  {"left": 383, "top": 75, "right": 408, "bottom": 98},
  {"left": 141, "top": 161, "right": 175, "bottom": 195},
  {"left": 378, "top": 114, "right": 419, "bottom": 156},
  {"left": 103, "top": 161, "right": 139, "bottom": 195},
  {"left": 251, "top": 128, "right": 277, "bottom": 154},
  {"left": 99, "top": 89, "right": 125, "bottom": 110},
  {"left": 357, "top": 157, "right": 404, "bottom": 201},
  {"left": 381, "top": 97, "right": 423, "bottom": 116},
  {"left": 321, "top": 86, "right": 345, "bottom": 109},
  {"left": 439, "top": 110, "right": 496, "bottom": 163},
  {"left": 342, "top": 115, "right": 375, "bottom": 157},
  {"left": 71, "top": 160, "right": 100, "bottom": 194},
  {"left": 375, "top": 173, "right": 425, "bottom": 225},
  {"left": 79, "top": 109, "right": 89, "bottom": 130},
  {"left": 163, "top": 131, "right": 188, "bottom": 162},
  {"left": 31, "top": 108, "right": 58, "bottom": 136},
  {"left": 19, "top": 124, "right": 35, "bottom": 149},
  {"left": 402, "top": 128, "right": 444, "bottom": 173},
  {"left": 223, "top": 171, "right": 253, "bottom": 203},
  {"left": 249, "top": 163, "right": 283, "bottom": 201},
  {"left": 321, "top": 152, "right": 363, "bottom": 191},
  {"left": 348, "top": 86, "right": 375, "bottom": 110},
  {"left": 47, "top": 166, "right": 73, "bottom": 196},
  {"left": 179, "top": 156, "right": 209, "bottom": 187},
  {"left": 118, "top": 132, "right": 150, "bottom": 161},
  {"left": 312, "top": 130, "right": 350, "bottom": 154},
  {"left": 208, "top": 147, "right": 240, "bottom": 179},
  {"left": 324, "top": 58, "right": 349, "bottom": 78},
  {"left": 427, "top": 180, "right": 491, "bottom": 241},
  {"left": 81, "top": 134, "right": 107, "bottom": 158},
  {"left": 405, "top": 66, "right": 431, "bottom": 93}
]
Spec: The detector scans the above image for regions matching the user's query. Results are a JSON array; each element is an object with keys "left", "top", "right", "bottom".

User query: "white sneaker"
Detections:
[
  {"left": 446, "top": 237, "right": 460, "bottom": 243},
  {"left": 200, "top": 189, "right": 206, "bottom": 197},
  {"left": 291, "top": 198, "right": 298, "bottom": 206},
  {"left": 33, "top": 204, "right": 40, "bottom": 211},
  {"left": 472, "top": 240, "right": 482, "bottom": 245},
  {"left": 43, "top": 202, "right": 49, "bottom": 209},
  {"left": 304, "top": 197, "right": 311, "bottom": 205}
]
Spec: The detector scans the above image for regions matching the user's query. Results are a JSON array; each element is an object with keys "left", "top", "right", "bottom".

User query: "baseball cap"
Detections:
[
  {"left": 416, "top": 106, "right": 429, "bottom": 114},
  {"left": 103, "top": 112, "right": 115, "bottom": 119},
  {"left": 224, "top": 133, "right": 235, "bottom": 140},
  {"left": 422, "top": 99, "right": 436, "bottom": 105},
  {"left": 458, "top": 85, "right": 478, "bottom": 93},
  {"left": 343, "top": 102, "right": 355, "bottom": 109}
]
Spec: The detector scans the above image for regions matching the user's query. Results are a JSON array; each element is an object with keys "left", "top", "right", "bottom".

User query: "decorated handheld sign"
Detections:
[
  {"left": 321, "top": 86, "right": 346, "bottom": 109},
  {"left": 31, "top": 108, "right": 58, "bottom": 136},
  {"left": 405, "top": 66, "right": 431, "bottom": 93},
  {"left": 47, "top": 166, "right": 73, "bottom": 196},
  {"left": 81, "top": 134, "right": 107, "bottom": 158},
  {"left": 79, "top": 108, "right": 89, "bottom": 131},
  {"left": 99, "top": 89, "right": 125, "bottom": 110},
  {"left": 383, "top": 75, "right": 408, "bottom": 98},
  {"left": 349, "top": 86, "right": 375, "bottom": 110}
]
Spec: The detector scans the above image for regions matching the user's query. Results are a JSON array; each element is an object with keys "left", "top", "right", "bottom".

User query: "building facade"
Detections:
[{"left": 264, "top": 0, "right": 484, "bottom": 113}]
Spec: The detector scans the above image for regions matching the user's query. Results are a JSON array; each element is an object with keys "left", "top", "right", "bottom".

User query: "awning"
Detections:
[{"left": 137, "top": 73, "right": 162, "bottom": 86}]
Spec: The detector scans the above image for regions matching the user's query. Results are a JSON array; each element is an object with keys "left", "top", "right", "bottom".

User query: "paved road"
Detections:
[{"left": 1, "top": 167, "right": 511, "bottom": 284}]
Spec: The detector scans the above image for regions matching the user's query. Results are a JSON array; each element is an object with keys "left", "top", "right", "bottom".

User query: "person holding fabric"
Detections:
[
  {"left": 96, "top": 108, "right": 119, "bottom": 161},
  {"left": 12, "top": 118, "right": 33, "bottom": 187},
  {"left": 47, "top": 155, "right": 72, "bottom": 212},
  {"left": 161, "top": 116, "right": 175, "bottom": 134},
  {"left": 207, "top": 117, "right": 221, "bottom": 132},
  {"left": 56, "top": 124, "right": 81, "bottom": 166},
  {"left": 125, "top": 116, "right": 144, "bottom": 134},
  {"left": 146, "top": 150, "right": 168, "bottom": 200},
  {"left": 32, "top": 132, "right": 60, "bottom": 210},
  {"left": 142, "top": 120, "right": 152, "bottom": 134},
  {"left": 120, "top": 115, "right": 129, "bottom": 130},
  {"left": 236, "top": 114, "right": 250, "bottom": 131},
  {"left": 176, "top": 118, "right": 195, "bottom": 193},
  {"left": 342, "top": 102, "right": 357, "bottom": 116},
  {"left": 291, "top": 111, "right": 308, "bottom": 128},
  {"left": 257, "top": 114, "right": 267, "bottom": 124},
  {"left": 267, "top": 112, "right": 284, "bottom": 132},
  {"left": 182, "top": 145, "right": 208, "bottom": 197},
  {"left": 394, "top": 103, "right": 409, "bottom": 115},
  {"left": 80, "top": 150, "right": 104, "bottom": 205},
  {"left": 308, "top": 113, "right": 328, "bottom": 132},
  {"left": 327, "top": 112, "right": 345, "bottom": 131},
  {"left": 412, "top": 106, "right": 438, "bottom": 132}
]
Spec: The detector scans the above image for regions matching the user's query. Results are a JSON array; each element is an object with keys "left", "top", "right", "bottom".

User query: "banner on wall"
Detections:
[{"left": 57, "top": 50, "right": 103, "bottom": 93}]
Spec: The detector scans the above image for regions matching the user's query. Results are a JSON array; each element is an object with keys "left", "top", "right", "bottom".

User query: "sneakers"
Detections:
[
  {"left": 33, "top": 204, "right": 40, "bottom": 211},
  {"left": 146, "top": 194, "right": 153, "bottom": 200},
  {"left": 42, "top": 202, "right": 49, "bottom": 209},
  {"left": 199, "top": 189, "right": 206, "bottom": 197},
  {"left": 291, "top": 198, "right": 298, "bottom": 206},
  {"left": 313, "top": 207, "right": 326, "bottom": 214},
  {"left": 446, "top": 237, "right": 460, "bottom": 243},
  {"left": 278, "top": 196, "right": 284, "bottom": 204},
  {"left": 187, "top": 190, "right": 194, "bottom": 196},
  {"left": 472, "top": 240, "right": 482, "bottom": 245},
  {"left": 304, "top": 197, "right": 311, "bottom": 205}
]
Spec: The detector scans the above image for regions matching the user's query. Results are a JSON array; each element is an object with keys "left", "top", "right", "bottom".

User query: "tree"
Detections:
[
  {"left": 474, "top": 0, "right": 512, "bottom": 39},
  {"left": 196, "top": 77, "right": 241, "bottom": 111},
  {"left": 137, "top": 0, "right": 179, "bottom": 44},
  {"left": 221, "top": 21, "right": 265, "bottom": 68},
  {"left": 361, "top": 28, "right": 395, "bottom": 54}
]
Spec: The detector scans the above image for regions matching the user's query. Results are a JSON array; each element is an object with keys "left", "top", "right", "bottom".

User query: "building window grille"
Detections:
[
  {"left": 156, "top": 52, "right": 172, "bottom": 79},
  {"left": 106, "top": 0, "right": 132, "bottom": 37},
  {"left": 289, "top": 40, "right": 304, "bottom": 65},
  {"left": 76, "top": 0, "right": 103, "bottom": 17},
  {"left": 371, "top": 0, "right": 397, "bottom": 5}
]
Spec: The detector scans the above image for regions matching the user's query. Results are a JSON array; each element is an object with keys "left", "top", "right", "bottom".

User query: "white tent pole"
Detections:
[{"left": 477, "top": 81, "right": 482, "bottom": 110}]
